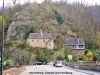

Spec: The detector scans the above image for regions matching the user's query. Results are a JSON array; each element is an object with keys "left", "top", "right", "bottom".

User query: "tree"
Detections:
[
  {"left": 24, "top": 25, "right": 35, "bottom": 39},
  {"left": 64, "top": 47, "right": 68, "bottom": 60},
  {"left": 96, "top": 32, "right": 100, "bottom": 48},
  {"left": 56, "top": 55, "right": 64, "bottom": 60},
  {"left": 35, "top": 54, "right": 48, "bottom": 64},
  {"left": 53, "top": 10, "right": 63, "bottom": 24}
]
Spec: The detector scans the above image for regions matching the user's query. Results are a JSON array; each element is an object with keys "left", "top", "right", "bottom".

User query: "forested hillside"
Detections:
[
  {"left": 0, "top": 0, "right": 100, "bottom": 64},
  {"left": 0, "top": 1, "right": 100, "bottom": 48}
]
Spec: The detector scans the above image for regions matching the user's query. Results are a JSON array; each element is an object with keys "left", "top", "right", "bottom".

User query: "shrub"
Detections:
[
  {"left": 72, "top": 55, "right": 79, "bottom": 62},
  {"left": 56, "top": 55, "right": 64, "bottom": 60},
  {"left": 83, "top": 56, "right": 88, "bottom": 61},
  {"left": 93, "top": 55, "right": 97, "bottom": 62},
  {"left": 84, "top": 50, "right": 88, "bottom": 55},
  {"left": 79, "top": 57, "right": 83, "bottom": 60},
  {"left": 86, "top": 51, "right": 93, "bottom": 58},
  {"left": 35, "top": 54, "right": 48, "bottom": 63},
  {"left": 6, "top": 59, "right": 15, "bottom": 66}
]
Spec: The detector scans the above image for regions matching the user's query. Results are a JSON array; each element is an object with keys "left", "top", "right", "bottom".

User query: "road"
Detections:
[{"left": 20, "top": 65, "right": 100, "bottom": 75}]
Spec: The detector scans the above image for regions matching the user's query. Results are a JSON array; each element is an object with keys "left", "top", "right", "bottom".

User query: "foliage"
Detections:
[
  {"left": 4, "top": 40, "right": 30, "bottom": 65},
  {"left": 64, "top": 47, "right": 68, "bottom": 60},
  {"left": 93, "top": 55, "right": 97, "bottom": 61},
  {"left": 0, "top": 15, "right": 2, "bottom": 24},
  {"left": 96, "top": 32, "right": 100, "bottom": 47},
  {"left": 6, "top": 59, "right": 15, "bottom": 66},
  {"left": 86, "top": 51, "right": 93, "bottom": 58},
  {"left": 35, "top": 54, "right": 48, "bottom": 63},
  {"left": 24, "top": 25, "right": 35, "bottom": 39},
  {"left": 24, "top": 52, "right": 32, "bottom": 65},
  {"left": 83, "top": 56, "right": 88, "bottom": 61},
  {"left": 84, "top": 50, "right": 88, "bottom": 55},
  {"left": 53, "top": 10, "right": 63, "bottom": 24},
  {"left": 72, "top": 55, "right": 79, "bottom": 62},
  {"left": 79, "top": 57, "right": 83, "bottom": 60},
  {"left": 3, "top": 1, "right": 100, "bottom": 65},
  {"left": 92, "top": 49, "right": 100, "bottom": 60},
  {"left": 56, "top": 55, "right": 64, "bottom": 60}
]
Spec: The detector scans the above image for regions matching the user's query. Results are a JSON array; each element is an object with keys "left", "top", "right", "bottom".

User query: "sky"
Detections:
[{"left": 0, "top": 0, "right": 100, "bottom": 7}]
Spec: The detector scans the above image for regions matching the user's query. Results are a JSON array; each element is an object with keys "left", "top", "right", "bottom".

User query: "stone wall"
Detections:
[{"left": 65, "top": 62, "right": 100, "bottom": 72}]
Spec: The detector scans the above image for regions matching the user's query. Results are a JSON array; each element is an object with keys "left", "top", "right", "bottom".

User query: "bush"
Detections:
[
  {"left": 6, "top": 59, "right": 15, "bottom": 66},
  {"left": 56, "top": 55, "right": 64, "bottom": 60},
  {"left": 83, "top": 56, "right": 88, "bottom": 61},
  {"left": 79, "top": 57, "right": 83, "bottom": 60},
  {"left": 35, "top": 54, "right": 48, "bottom": 64},
  {"left": 72, "top": 55, "right": 79, "bottom": 62},
  {"left": 64, "top": 47, "right": 68, "bottom": 60},
  {"left": 86, "top": 51, "right": 93, "bottom": 58},
  {"left": 93, "top": 56, "right": 97, "bottom": 61},
  {"left": 84, "top": 50, "right": 88, "bottom": 55}
]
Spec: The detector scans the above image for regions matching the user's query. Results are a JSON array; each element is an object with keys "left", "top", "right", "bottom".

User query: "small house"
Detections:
[
  {"left": 27, "top": 31, "right": 54, "bottom": 49},
  {"left": 64, "top": 38, "right": 85, "bottom": 56}
]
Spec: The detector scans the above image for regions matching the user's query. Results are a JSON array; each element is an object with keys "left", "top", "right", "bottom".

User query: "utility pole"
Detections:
[
  {"left": 1, "top": 0, "right": 16, "bottom": 74},
  {"left": 1, "top": 0, "right": 4, "bottom": 74}
]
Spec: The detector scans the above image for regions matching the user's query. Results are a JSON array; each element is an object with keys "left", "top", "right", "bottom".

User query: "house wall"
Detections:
[
  {"left": 27, "top": 38, "right": 54, "bottom": 49},
  {"left": 66, "top": 45, "right": 84, "bottom": 56},
  {"left": 71, "top": 49, "right": 84, "bottom": 56}
]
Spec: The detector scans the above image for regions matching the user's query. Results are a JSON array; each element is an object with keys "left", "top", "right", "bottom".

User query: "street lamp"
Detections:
[
  {"left": 1, "top": 0, "right": 16, "bottom": 74},
  {"left": 13, "top": 0, "right": 16, "bottom": 4}
]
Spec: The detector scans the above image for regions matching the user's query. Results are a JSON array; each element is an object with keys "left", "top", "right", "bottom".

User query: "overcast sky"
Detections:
[{"left": 0, "top": 0, "right": 100, "bottom": 7}]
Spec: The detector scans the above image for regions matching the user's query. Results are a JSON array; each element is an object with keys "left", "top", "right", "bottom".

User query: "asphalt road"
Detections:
[{"left": 20, "top": 65, "right": 100, "bottom": 75}]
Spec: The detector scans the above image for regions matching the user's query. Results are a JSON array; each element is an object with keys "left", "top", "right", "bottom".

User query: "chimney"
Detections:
[{"left": 40, "top": 30, "right": 43, "bottom": 36}]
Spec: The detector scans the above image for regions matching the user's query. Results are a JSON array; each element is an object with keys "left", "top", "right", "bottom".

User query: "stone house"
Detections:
[
  {"left": 27, "top": 31, "right": 54, "bottom": 49},
  {"left": 64, "top": 38, "right": 85, "bottom": 56}
]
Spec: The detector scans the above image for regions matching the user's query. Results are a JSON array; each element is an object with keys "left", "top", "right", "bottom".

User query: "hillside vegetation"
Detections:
[{"left": 0, "top": 0, "right": 100, "bottom": 64}]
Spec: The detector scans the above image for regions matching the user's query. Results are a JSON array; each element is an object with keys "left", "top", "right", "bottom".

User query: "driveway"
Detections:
[{"left": 20, "top": 65, "right": 100, "bottom": 75}]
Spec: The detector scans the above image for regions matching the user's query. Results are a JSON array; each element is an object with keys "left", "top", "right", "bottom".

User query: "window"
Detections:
[
  {"left": 79, "top": 45, "right": 83, "bottom": 48},
  {"left": 72, "top": 45, "right": 76, "bottom": 48}
]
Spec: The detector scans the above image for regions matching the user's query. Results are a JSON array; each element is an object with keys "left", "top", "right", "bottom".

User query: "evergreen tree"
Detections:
[
  {"left": 93, "top": 55, "right": 97, "bottom": 62},
  {"left": 24, "top": 25, "right": 35, "bottom": 39},
  {"left": 53, "top": 10, "right": 63, "bottom": 24}
]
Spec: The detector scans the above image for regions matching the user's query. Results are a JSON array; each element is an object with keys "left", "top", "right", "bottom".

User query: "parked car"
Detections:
[
  {"left": 53, "top": 61, "right": 63, "bottom": 67},
  {"left": 33, "top": 61, "right": 43, "bottom": 65}
]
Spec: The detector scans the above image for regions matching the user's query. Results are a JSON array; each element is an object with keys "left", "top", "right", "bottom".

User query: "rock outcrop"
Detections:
[{"left": 7, "top": 10, "right": 34, "bottom": 40}]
